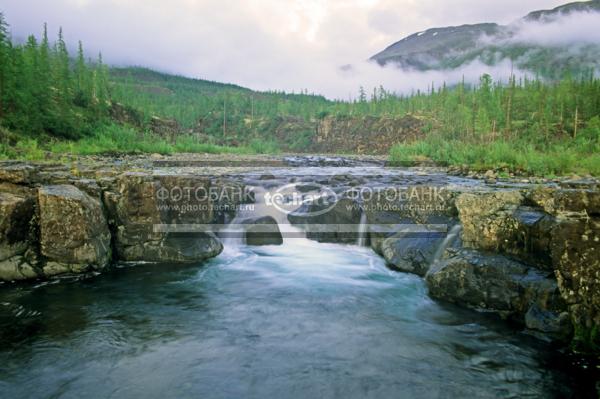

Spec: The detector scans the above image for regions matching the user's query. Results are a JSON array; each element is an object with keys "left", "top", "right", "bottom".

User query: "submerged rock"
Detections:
[
  {"left": 38, "top": 185, "right": 111, "bottom": 275},
  {"left": 525, "top": 304, "right": 572, "bottom": 341},
  {"left": 241, "top": 216, "right": 283, "bottom": 246}
]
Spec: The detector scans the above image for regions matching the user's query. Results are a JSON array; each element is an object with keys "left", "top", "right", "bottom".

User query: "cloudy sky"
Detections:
[{"left": 0, "top": 0, "right": 570, "bottom": 97}]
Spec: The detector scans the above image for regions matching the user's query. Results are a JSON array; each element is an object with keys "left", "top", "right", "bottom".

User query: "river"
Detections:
[{"left": 0, "top": 235, "right": 580, "bottom": 398}]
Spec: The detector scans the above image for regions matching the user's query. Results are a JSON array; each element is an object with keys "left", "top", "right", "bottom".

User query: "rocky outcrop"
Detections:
[
  {"left": 0, "top": 158, "right": 598, "bottom": 354},
  {"left": 38, "top": 185, "right": 111, "bottom": 275},
  {"left": 241, "top": 216, "right": 283, "bottom": 246},
  {"left": 104, "top": 172, "right": 223, "bottom": 263},
  {"left": 453, "top": 185, "right": 600, "bottom": 349},
  {"left": 313, "top": 115, "right": 424, "bottom": 154},
  {"left": 529, "top": 186, "right": 600, "bottom": 350},
  {"left": 149, "top": 116, "right": 181, "bottom": 140},
  {"left": 426, "top": 249, "right": 568, "bottom": 335},
  {"left": 0, "top": 163, "right": 234, "bottom": 281}
]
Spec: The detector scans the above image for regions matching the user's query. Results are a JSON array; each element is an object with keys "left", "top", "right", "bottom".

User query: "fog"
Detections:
[
  {"left": 0, "top": 0, "right": 581, "bottom": 99},
  {"left": 506, "top": 10, "right": 600, "bottom": 46}
]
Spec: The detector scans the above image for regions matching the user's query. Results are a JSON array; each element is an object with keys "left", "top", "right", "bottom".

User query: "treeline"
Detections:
[
  {"left": 0, "top": 14, "right": 110, "bottom": 139},
  {"left": 352, "top": 73, "right": 600, "bottom": 144},
  {"left": 110, "top": 65, "right": 600, "bottom": 149}
]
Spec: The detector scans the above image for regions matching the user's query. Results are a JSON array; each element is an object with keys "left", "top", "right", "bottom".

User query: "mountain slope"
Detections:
[{"left": 371, "top": 0, "right": 600, "bottom": 77}]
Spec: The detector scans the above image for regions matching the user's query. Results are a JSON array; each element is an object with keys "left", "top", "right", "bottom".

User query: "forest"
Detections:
[{"left": 0, "top": 14, "right": 599, "bottom": 175}]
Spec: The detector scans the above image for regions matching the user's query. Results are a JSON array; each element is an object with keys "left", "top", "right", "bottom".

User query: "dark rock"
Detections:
[
  {"left": 380, "top": 227, "right": 445, "bottom": 276},
  {"left": 288, "top": 197, "right": 361, "bottom": 243},
  {"left": 0, "top": 190, "right": 37, "bottom": 281},
  {"left": 525, "top": 304, "right": 572, "bottom": 341},
  {"left": 241, "top": 216, "right": 283, "bottom": 246},
  {"left": 259, "top": 173, "right": 276, "bottom": 180},
  {"left": 131, "top": 232, "right": 222, "bottom": 263},
  {"left": 426, "top": 249, "right": 566, "bottom": 322}
]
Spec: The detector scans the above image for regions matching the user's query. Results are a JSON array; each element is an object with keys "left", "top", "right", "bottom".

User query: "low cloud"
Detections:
[
  {"left": 506, "top": 11, "right": 600, "bottom": 46},
  {"left": 0, "top": 0, "right": 570, "bottom": 99}
]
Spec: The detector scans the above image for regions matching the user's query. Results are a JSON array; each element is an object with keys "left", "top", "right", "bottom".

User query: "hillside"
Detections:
[
  {"left": 0, "top": 13, "right": 598, "bottom": 176},
  {"left": 371, "top": 0, "right": 600, "bottom": 78}
]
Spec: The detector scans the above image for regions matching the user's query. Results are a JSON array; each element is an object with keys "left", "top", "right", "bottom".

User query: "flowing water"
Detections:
[
  {"left": 0, "top": 166, "right": 587, "bottom": 398},
  {"left": 0, "top": 238, "right": 582, "bottom": 398}
]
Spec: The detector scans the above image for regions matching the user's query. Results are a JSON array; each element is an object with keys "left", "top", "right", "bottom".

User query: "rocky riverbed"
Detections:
[{"left": 0, "top": 154, "right": 598, "bottom": 363}]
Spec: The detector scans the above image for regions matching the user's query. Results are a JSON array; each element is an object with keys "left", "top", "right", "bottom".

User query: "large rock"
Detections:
[
  {"left": 0, "top": 189, "right": 38, "bottom": 281},
  {"left": 549, "top": 215, "right": 600, "bottom": 350},
  {"left": 456, "top": 191, "right": 556, "bottom": 269},
  {"left": 38, "top": 185, "right": 111, "bottom": 275},
  {"left": 241, "top": 216, "right": 283, "bottom": 246},
  {"left": 455, "top": 190, "right": 523, "bottom": 251},
  {"left": 120, "top": 231, "right": 223, "bottom": 263},
  {"left": 426, "top": 249, "right": 566, "bottom": 324},
  {"left": 363, "top": 185, "right": 457, "bottom": 254},
  {"left": 380, "top": 226, "right": 446, "bottom": 276},
  {"left": 455, "top": 187, "right": 600, "bottom": 350},
  {"left": 105, "top": 172, "right": 223, "bottom": 262},
  {"left": 0, "top": 191, "right": 34, "bottom": 261},
  {"left": 288, "top": 197, "right": 362, "bottom": 243}
]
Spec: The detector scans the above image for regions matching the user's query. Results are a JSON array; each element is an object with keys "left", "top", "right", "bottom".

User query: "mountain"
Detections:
[{"left": 370, "top": 0, "right": 600, "bottom": 78}]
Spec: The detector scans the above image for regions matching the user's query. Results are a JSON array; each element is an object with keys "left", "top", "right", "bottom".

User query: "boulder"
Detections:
[
  {"left": 241, "top": 216, "right": 283, "bottom": 246},
  {"left": 426, "top": 249, "right": 566, "bottom": 323},
  {"left": 380, "top": 227, "right": 446, "bottom": 276},
  {"left": 362, "top": 185, "right": 457, "bottom": 253},
  {"left": 38, "top": 185, "right": 111, "bottom": 275},
  {"left": 119, "top": 232, "right": 223, "bottom": 263},
  {"left": 288, "top": 197, "right": 361, "bottom": 243}
]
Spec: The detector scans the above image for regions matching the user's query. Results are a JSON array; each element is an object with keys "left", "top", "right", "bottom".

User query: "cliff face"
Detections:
[
  {"left": 311, "top": 115, "right": 424, "bottom": 154},
  {"left": 268, "top": 114, "right": 424, "bottom": 154}
]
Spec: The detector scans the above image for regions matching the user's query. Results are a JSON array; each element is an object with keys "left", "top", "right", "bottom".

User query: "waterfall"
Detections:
[
  {"left": 356, "top": 212, "right": 368, "bottom": 247},
  {"left": 220, "top": 184, "right": 308, "bottom": 250},
  {"left": 432, "top": 224, "right": 462, "bottom": 264},
  {"left": 221, "top": 214, "right": 245, "bottom": 248}
]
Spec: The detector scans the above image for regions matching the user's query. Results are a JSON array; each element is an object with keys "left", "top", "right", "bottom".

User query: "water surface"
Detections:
[{"left": 0, "top": 236, "right": 580, "bottom": 398}]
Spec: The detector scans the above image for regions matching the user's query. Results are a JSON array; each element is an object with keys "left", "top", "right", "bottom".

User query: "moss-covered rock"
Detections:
[{"left": 38, "top": 185, "right": 111, "bottom": 275}]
